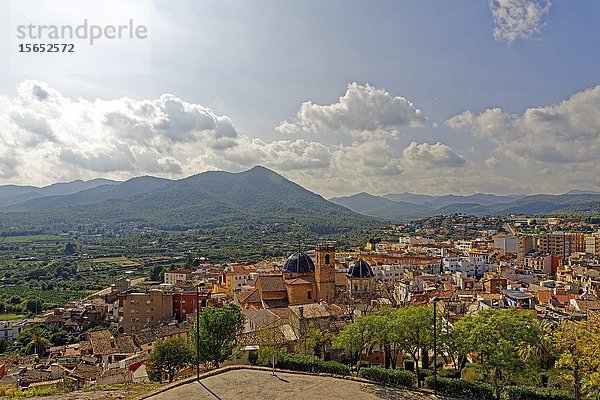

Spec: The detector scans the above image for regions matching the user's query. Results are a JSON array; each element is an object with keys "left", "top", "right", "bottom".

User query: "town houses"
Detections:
[{"left": 1, "top": 215, "right": 599, "bottom": 392}]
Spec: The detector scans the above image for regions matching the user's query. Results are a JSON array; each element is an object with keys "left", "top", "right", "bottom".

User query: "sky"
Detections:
[{"left": 0, "top": 0, "right": 599, "bottom": 197}]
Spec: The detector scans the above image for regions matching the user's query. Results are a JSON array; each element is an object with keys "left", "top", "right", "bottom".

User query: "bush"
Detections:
[
  {"left": 439, "top": 368, "right": 461, "bottom": 379},
  {"left": 424, "top": 377, "right": 494, "bottom": 400},
  {"left": 419, "top": 368, "right": 433, "bottom": 381},
  {"left": 359, "top": 367, "right": 416, "bottom": 388},
  {"left": 267, "top": 352, "right": 350, "bottom": 376},
  {"left": 501, "top": 386, "right": 574, "bottom": 400}
]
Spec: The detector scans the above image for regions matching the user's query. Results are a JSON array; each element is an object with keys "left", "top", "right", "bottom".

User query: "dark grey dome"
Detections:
[
  {"left": 347, "top": 260, "right": 374, "bottom": 278},
  {"left": 283, "top": 252, "right": 315, "bottom": 273}
]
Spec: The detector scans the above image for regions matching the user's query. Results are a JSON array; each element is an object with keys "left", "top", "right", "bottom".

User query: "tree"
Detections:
[
  {"left": 148, "top": 336, "right": 193, "bottom": 382},
  {"left": 555, "top": 318, "right": 600, "bottom": 400},
  {"left": 0, "top": 338, "right": 10, "bottom": 354},
  {"left": 26, "top": 299, "right": 43, "bottom": 314},
  {"left": 371, "top": 309, "right": 404, "bottom": 369},
  {"left": 452, "top": 308, "right": 541, "bottom": 400},
  {"left": 150, "top": 265, "right": 164, "bottom": 282},
  {"left": 519, "top": 319, "right": 555, "bottom": 371},
  {"left": 190, "top": 303, "right": 244, "bottom": 368},
  {"left": 394, "top": 306, "right": 435, "bottom": 387},
  {"left": 26, "top": 334, "right": 51, "bottom": 357},
  {"left": 64, "top": 243, "right": 76, "bottom": 255},
  {"left": 333, "top": 315, "right": 375, "bottom": 373}
]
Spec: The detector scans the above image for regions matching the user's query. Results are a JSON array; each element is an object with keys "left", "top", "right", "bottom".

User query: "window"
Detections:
[
  {"left": 307, "top": 291, "right": 312, "bottom": 300},
  {"left": 325, "top": 254, "right": 330, "bottom": 264}
]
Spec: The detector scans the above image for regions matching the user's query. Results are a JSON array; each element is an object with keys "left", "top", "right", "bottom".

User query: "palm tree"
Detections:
[
  {"left": 520, "top": 320, "right": 555, "bottom": 370},
  {"left": 26, "top": 335, "right": 50, "bottom": 357}
]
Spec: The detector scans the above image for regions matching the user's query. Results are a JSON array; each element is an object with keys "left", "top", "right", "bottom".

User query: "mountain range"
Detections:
[
  {"left": 0, "top": 166, "right": 380, "bottom": 234},
  {"left": 330, "top": 191, "right": 600, "bottom": 220},
  {"left": 0, "top": 168, "right": 598, "bottom": 235}
]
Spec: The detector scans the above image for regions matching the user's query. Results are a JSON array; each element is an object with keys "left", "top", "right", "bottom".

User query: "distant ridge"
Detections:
[
  {"left": 0, "top": 166, "right": 381, "bottom": 234},
  {"left": 1, "top": 171, "right": 599, "bottom": 229},
  {"left": 331, "top": 191, "right": 600, "bottom": 220}
]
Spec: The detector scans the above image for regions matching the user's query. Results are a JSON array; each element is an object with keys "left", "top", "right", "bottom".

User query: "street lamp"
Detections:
[
  {"left": 432, "top": 296, "right": 440, "bottom": 395},
  {"left": 196, "top": 281, "right": 205, "bottom": 383}
]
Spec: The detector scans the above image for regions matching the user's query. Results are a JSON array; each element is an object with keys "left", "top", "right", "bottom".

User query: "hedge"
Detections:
[
  {"left": 501, "top": 386, "right": 573, "bottom": 400},
  {"left": 268, "top": 353, "right": 351, "bottom": 376},
  {"left": 359, "top": 367, "right": 416, "bottom": 388},
  {"left": 424, "top": 376, "right": 495, "bottom": 400}
]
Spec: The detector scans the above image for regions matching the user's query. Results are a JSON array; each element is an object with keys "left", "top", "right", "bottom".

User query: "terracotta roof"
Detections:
[
  {"left": 101, "top": 368, "right": 128, "bottom": 378},
  {"left": 536, "top": 291, "right": 552, "bottom": 304},
  {"left": 79, "top": 340, "right": 92, "bottom": 354},
  {"left": 258, "top": 275, "right": 286, "bottom": 292},
  {"left": 133, "top": 324, "right": 187, "bottom": 346},
  {"left": 288, "top": 303, "right": 345, "bottom": 319},
  {"left": 70, "top": 364, "right": 101, "bottom": 381},
  {"left": 153, "top": 323, "right": 187, "bottom": 339},
  {"left": 572, "top": 299, "right": 600, "bottom": 313},
  {"left": 262, "top": 299, "right": 289, "bottom": 309},
  {"left": 133, "top": 330, "right": 158, "bottom": 346},
  {"left": 267, "top": 307, "right": 290, "bottom": 320},
  {"left": 237, "top": 287, "right": 261, "bottom": 305},
  {"left": 284, "top": 276, "right": 315, "bottom": 285},
  {"left": 232, "top": 265, "right": 257, "bottom": 274},
  {"left": 554, "top": 294, "right": 577, "bottom": 304},
  {"left": 88, "top": 329, "right": 115, "bottom": 356},
  {"left": 20, "top": 369, "right": 51, "bottom": 387},
  {"left": 243, "top": 308, "right": 281, "bottom": 330},
  {"left": 115, "top": 335, "right": 138, "bottom": 354}
]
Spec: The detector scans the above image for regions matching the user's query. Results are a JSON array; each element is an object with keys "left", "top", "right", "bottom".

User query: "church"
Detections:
[{"left": 243, "top": 242, "right": 376, "bottom": 309}]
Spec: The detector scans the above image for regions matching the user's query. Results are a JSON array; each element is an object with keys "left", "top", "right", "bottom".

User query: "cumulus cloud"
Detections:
[
  {"left": 401, "top": 141, "right": 466, "bottom": 169},
  {"left": 447, "top": 84, "right": 600, "bottom": 164},
  {"left": 0, "top": 80, "right": 245, "bottom": 182},
  {"left": 277, "top": 82, "right": 428, "bottom": 137},
  {"left": 489, "top": 0, "right": 551, "bottom": 43},
  {"left": 0, "top": 80, "right": 548, "bottom": 196}
]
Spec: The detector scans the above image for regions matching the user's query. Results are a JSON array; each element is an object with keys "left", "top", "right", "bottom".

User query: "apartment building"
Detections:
[
  {"left": 119, "top": 290, "right": 174, "bottom": 333},
  {"left": 163, "top": 270, "right": 194, "bottom": 285}
]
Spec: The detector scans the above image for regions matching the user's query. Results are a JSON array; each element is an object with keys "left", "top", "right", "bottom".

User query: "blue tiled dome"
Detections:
[
  {"left": 283, "top": 252, "right": 315, "bottom": 273},
  {"left": 347, "top": 260, "right": 374, "bottom": 278}
]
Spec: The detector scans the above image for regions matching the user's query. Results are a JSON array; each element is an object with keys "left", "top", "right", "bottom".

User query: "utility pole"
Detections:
[{"left": 432, "top": 296, "right": 439, "bottom": 395}]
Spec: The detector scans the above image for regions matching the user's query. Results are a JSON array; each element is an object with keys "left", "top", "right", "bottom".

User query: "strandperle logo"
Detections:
[{"left": 16, "top": 19, "right": 148, "bottom": 45}]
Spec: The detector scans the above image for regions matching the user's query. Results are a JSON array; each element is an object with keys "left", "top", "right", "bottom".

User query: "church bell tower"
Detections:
[{"left": 315, "top": 241, "right": 336, "bottom": 303}]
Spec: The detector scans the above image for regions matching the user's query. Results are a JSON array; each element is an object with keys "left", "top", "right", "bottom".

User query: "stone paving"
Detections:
[{"left": 146, "top": 368, "right": 454, "bottom": 400}]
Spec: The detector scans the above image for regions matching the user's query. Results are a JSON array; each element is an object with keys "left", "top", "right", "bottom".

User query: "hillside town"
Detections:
[{"left": 1, "top": 214, "right": 599, "bottom": 397}]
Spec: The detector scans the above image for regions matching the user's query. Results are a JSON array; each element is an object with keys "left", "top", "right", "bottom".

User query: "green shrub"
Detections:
[
  {"left": 359, "top": 367, "right": 416, "bottom": 388},
  {"left": 424, "top": 376, "right": 494, "bottom": 400},
  {"left": 438, "top": 368, "right": 461, "bottom": 379},
  {"left": 501, "top": 386, "right": 573, "bottom": 400},
  {"left": 267, "top": 352, "right": 350, "bottom": 376},
  {"left": 419, "top": 368, "right": 433, "bottom": 381}
]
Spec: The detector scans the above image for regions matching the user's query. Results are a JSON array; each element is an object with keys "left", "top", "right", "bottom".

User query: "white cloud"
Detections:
[
  {"left": 0, "top": 80, "right": 568, "bottom": 197},
  {"left": 276, "top": 82, "right": 428, "bottom": 137},
  {"left": 489, "top": 0, "right": 551, "bottom": 43},
  {"left": 0, "top": 80, "right": 241, "bottom": 182},
  {"left": 447, "top": 84, "right": 600, "bottom": 164},
  {"left": 401, "top": 141, "right": 466, "bottom": 169},
  {"left": 485, "top": 156, "right": 500, "bottom": 168}
]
